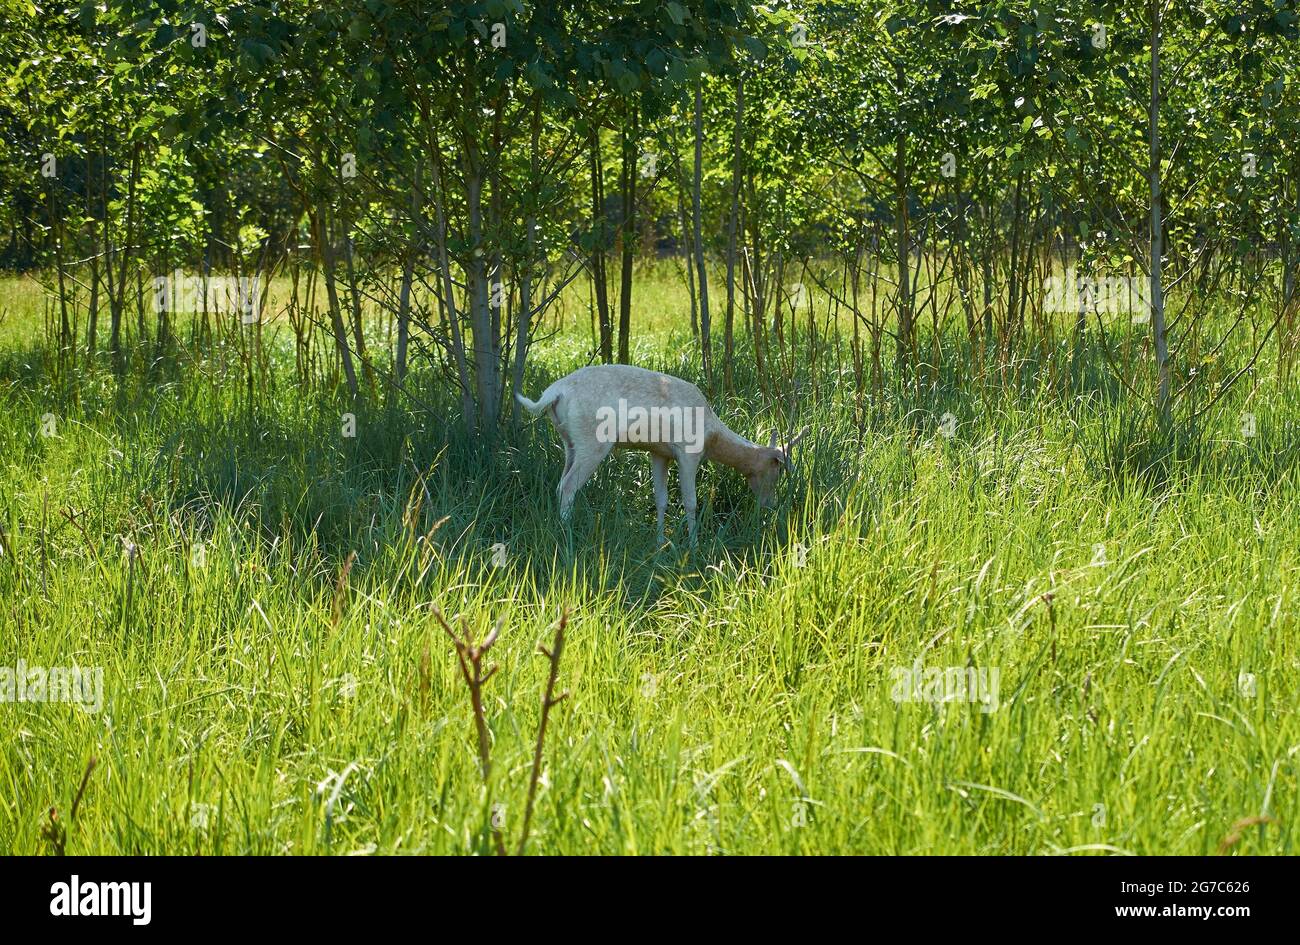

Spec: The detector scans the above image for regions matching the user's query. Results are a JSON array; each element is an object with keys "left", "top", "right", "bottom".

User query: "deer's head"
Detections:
[{"left": 747, "top": 427, "right": 808, "bottom": 506}]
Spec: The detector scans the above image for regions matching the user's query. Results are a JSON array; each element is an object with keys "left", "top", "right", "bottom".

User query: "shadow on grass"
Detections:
[{"left": 5, "top": 329, "right": 1299, "bottom": 615}]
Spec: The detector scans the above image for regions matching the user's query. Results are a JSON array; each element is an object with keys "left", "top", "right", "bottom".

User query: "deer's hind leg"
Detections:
[
  {"left": 558, "top": 441, "right": 614, "bottom": 521},
  {"left": 556, "top": 433, "right": 576, "bottom": 506},
  {"left": 551, "top": 404, "right": 577, "bottom": 507}
]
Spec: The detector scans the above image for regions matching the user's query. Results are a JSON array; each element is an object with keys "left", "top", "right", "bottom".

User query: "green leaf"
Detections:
[
  {"left": 616, "top": 71, "right": 639, "bottom": 95},
  {"left": 241, "top": 39, "right": 276, "bottom": 66}
]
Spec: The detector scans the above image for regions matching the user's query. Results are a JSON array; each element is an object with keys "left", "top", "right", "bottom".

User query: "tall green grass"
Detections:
[{"left": 1, "top": 267, "right": 1296, "bottom": 854}]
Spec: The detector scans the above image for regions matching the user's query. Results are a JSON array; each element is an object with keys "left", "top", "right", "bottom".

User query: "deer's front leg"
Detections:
[{"left": 650, "top": 453, "right": 669, "bottom": 544}]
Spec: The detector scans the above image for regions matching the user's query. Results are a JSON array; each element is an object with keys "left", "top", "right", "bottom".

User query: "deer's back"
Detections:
[{"left": 553, "top": 365, "right": 710, "bottom": 413}]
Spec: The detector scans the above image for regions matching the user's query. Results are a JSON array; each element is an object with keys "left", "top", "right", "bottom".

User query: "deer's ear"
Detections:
[{"left": 767, "top": 429, "right": 780, "bottom": 449}]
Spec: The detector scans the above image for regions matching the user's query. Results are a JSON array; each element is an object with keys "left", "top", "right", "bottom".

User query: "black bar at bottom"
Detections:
[{"left": 0, "top": 855, "right": 1279, "bottom": 933}]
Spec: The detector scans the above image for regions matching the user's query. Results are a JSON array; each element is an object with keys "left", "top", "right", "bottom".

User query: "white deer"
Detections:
[{"left": 516, "top": 365, "right": 806, "bottom": 544}]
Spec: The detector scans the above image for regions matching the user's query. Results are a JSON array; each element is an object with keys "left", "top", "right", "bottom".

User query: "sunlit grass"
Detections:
[{"left": 0, "top": 265, "right": 1297, "bottom": 854}]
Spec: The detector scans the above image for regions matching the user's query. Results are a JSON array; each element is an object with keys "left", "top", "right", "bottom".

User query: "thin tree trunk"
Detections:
[
  {"left": 590, "top": 130, "right": 613, "bottom": 362},
  {"left": 724, "top": 78, "right": 744, "bottom": 391},
  {"left": 316, "top": 200, "right": 360, "bottom": 398},
  {"left": 617, "top": 105, "right": 637, "bottom": 364},
  {"left": 394, "top": 165, "right": 420, "bottom": 385},
  {"left": 86, "top": 141, "right": 100, "bottom": 356},
  {"left": 981, "top": 198, "right": 994, "bottom": 344},
  {"left": 429, "top": 143, "right": 477, "bottom": 433},
  {"left": 125, "top": 144, "right": 141, "bottom": 340},
  {"left": 488, "top": 108, "right": 506, "bottom": 406},
  {"left": 107, "top": 142, "right": 140, "bottom": 364},
  {"left": 466, "top": 148, "right": 500, "bottom": 431},
  {"left": 395, "top": 248, "right": 415, "bottom": 386},
  {"left": 512, "top": 100, "right": 544, "bottom": 427},
  {"left": 894, "top": 118, "right": 911, "bottom": 377},
  {"left": 692, "top": 80, "right": 712, "bottom": 386},
  {"left": 676, "top": 124, "right": 698, "bottom": 338},
  {"left": 105, "top": 151, "right": 121, "bottom": 356},
  {"left": 1006, "top": 167, "right": 1026, "bottom": 356},
  {"left": 1149, "top": 2, "right": 1170, "bottom": 417},
  {"left": 48, "top": 184, "right": 71, "bottom": 354},
  {"left": 342, "top": 230, "right": 374, "bottom": 393}
]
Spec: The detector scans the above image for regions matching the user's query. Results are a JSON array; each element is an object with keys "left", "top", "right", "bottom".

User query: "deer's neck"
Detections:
[{"left": 705, "top": 421, "right": 764, "bottom": 475}]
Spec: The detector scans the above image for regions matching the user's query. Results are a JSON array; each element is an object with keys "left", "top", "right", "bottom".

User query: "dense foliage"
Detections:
[{"left": 3, "top": 1, "right": 1296, "bottom": 425}]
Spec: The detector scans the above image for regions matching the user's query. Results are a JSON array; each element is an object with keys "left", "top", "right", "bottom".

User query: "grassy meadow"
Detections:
[{"left": 1, "top": 265, "right": 1297, "bottom": 855}]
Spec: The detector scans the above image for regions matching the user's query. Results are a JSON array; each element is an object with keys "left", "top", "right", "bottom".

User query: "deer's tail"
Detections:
[{"left": 515, "top": 386, "right": 560, "bottom": 418}]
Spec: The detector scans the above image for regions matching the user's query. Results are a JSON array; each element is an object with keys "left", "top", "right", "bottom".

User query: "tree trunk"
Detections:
[
  {"left": 429, "top": 142, "right": 477, "bottom": 433},
  {"left": 106, "top": 142, "right": 141, "bottom": 364},
  {"left": 86, "top": 142, "right": 100, "bottom": 356},
  {"left": 1149, "top": 3, "right": 1170, "bottom": 417},
  {"left": 342, "top": 230, "right": 374, "bottom": 393},
  {"left": 48, "top": 184, "right": 71, "bottom": 354},
  {"left": 466, "top": 151, "right": 500, "bottom": 431},
  {"left": 316, "top": 199, "right": 360, "bottom": 398},
  {"left": 394, "top": 166, "right": 420, "bottom": 385},
  {"left": 617, "top": 105, "right": 638, "bottom": 364},
  {"left": 676, "top": 124, "right": 698, "bottom": 339},
  {"left": 724, "top": 78, "right": 744, "bottom": 391},
  {"left": 105, "top": 154, "right": 121, "bottom": 356},
  {"left": 590, "top": 130, "right": 613, "bottom": 362},
  {"left": 894, "top": 120, "right": 911, "bottom": 377},
  {"left": 512, "top": 100, "right": 544, "bottom": 427},
  {"left": 1006, "top": 167, "right": 1026, "bottom": 356},
  {"left": 692, "top": 80, "right": 712, "bottom": 386},
  {"left": 395, "top": 249, "right": 414, "bottom": 386},
  {"left": 981, "top": 198, "right": 993, "bottom": 344}
]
